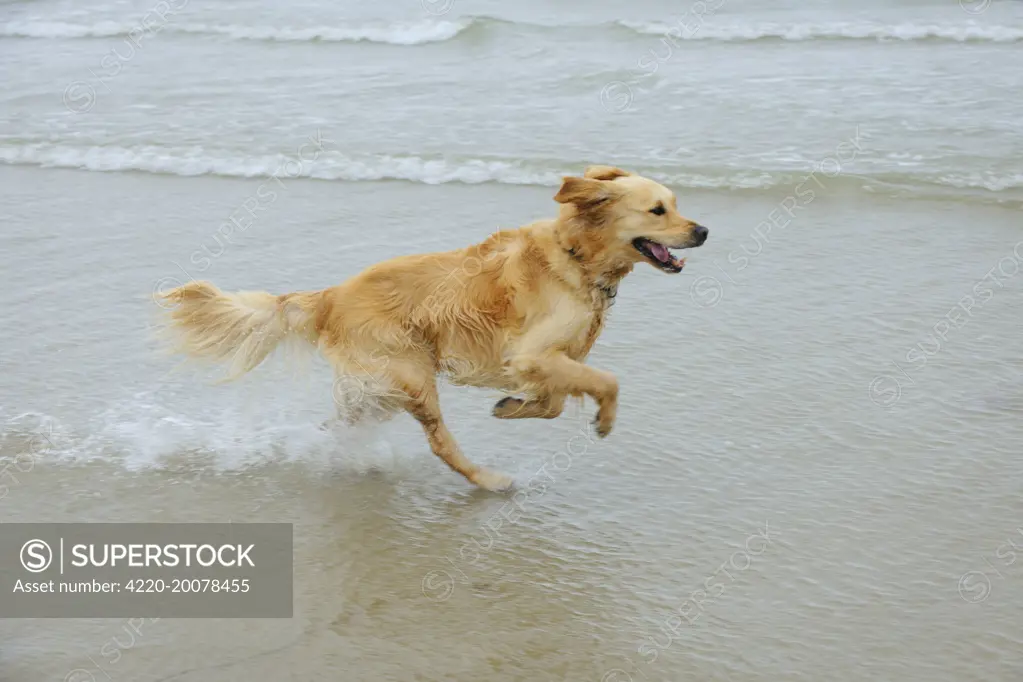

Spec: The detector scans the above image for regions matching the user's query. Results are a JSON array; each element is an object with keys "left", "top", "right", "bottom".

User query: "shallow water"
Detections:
[{"left": 2, "top": 0, "right": 1023, "bottom": 680}]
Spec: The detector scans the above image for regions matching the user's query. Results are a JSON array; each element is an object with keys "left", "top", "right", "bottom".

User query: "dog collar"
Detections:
[
  {"left": 597, "top": 280, "right": 618, "bottom": 308},
  {"left": 564, "top": 245, "right": 617, "bottom": 308}
]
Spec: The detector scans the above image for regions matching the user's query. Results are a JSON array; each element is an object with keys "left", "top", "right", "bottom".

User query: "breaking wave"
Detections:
[{"left": 3, "top": 17, "right": 1021, "bottom": 45}]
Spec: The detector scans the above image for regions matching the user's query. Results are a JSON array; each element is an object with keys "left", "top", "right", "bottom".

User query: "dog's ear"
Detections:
[
  {"left": 554, "top": 176, "right": 615, "bottom": 207},
  {"left": 584, "top": 165, "right": 631, "bottom": 181}
]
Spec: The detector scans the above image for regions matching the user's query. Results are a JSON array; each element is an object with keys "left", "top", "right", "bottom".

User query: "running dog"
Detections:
[{"left": 156, "top": 166, "right": 708, "bottom": 491}]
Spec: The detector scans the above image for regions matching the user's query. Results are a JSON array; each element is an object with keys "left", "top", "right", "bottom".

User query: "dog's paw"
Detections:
[
  {"left": 593, "top": 405, "right": 616, "bottom": 438},
  {"left": 492, "top": 396, "right": 523, "bottom": 419},
  {"left": 593, "top": 391, "right": 617, "bottom": 438},
  {"left": 593, "top": 416, "right": 614, "bottom": 439},
  {"left": 471, "top": 468, "right": 515, "bottom": 493}
]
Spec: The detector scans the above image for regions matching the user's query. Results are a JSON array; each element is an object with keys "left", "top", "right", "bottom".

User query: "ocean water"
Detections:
[
  {"left": 2, "top": 0, "right": 1023, "bottom": 198},
  {"left": 1, "top": 0, "right": 1022, "bottom": 680}
]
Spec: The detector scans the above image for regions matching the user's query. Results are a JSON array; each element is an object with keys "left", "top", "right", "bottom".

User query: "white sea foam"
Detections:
[
  {"left": 3, "top": 143, "right": 1019, "bottom": 196},
  {"left": 0, "top": 18, "right": 474, "bottom": 45},
  {"left": 936, "top": 172, "right": 1023, "bottom": 192},
  {"left": 0, "top": 143, "right": 560, "bottom": 185},
  {"left": 619, "top": 21, "right": 1023, "bottom": 43},
  {"left": 0, "top": 143, "right": 781, "bottom": 189}
]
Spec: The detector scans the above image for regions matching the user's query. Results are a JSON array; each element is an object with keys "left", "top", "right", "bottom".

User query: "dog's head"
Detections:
[{"left": 554, "top": 165, "right": 708, "bottom": 274}]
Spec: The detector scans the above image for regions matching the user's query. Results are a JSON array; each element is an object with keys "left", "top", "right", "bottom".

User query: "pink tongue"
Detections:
[{"left": 649, "top": 242, "right": 670, "bottom": 263}]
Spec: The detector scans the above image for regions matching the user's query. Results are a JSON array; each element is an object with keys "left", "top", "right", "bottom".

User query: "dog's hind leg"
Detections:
[
  {"left": 390, "top": 360, "right": 514, "bottom": 492},
  {"left": 492, "top": 393, "right": 565, "bottom": 420}
]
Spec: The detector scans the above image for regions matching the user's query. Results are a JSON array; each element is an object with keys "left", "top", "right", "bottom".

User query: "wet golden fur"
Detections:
[{"left": 157, "top": 166, "right": 707, "bottom": 491}]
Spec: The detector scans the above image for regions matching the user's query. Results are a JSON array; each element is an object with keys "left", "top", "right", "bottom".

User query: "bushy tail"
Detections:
[{"left": 157, "top": 280, "right": 322, "bottom": 381}]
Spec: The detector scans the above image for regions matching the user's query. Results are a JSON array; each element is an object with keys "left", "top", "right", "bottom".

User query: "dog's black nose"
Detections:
[{"left": 693, "top": 224, "right": 709, "bottom": 244}]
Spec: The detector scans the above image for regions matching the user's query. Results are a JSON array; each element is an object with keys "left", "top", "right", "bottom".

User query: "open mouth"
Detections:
[{"left": 632, "top": 238, "right": 688, "bottom": 273}]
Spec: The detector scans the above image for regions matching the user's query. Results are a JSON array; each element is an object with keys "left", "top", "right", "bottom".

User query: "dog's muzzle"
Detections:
[{"left": 692, "top": 224, "right": 709, "bottom": 246}]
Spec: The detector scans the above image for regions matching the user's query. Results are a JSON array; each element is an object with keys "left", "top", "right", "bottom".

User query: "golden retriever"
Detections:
[{"left": 156, "top": 166, "right": 708, "bottom": 491}]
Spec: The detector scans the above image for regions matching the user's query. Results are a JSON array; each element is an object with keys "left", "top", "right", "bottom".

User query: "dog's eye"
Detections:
[{"left": 649, "top": 204, "right": 665, "bottom": 216}]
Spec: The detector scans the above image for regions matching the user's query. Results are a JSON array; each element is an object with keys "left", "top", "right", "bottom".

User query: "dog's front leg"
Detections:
[
  {"left": 509, "top": 352, "right": 618, "bottom": 437},
  {"left": 492, "top": 393, "right": 566, "bottom": 420}
]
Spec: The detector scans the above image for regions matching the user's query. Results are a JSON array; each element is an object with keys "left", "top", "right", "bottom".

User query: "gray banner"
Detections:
[{"left": 0, "top": 523, "right": 292, "bottom": 618}]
